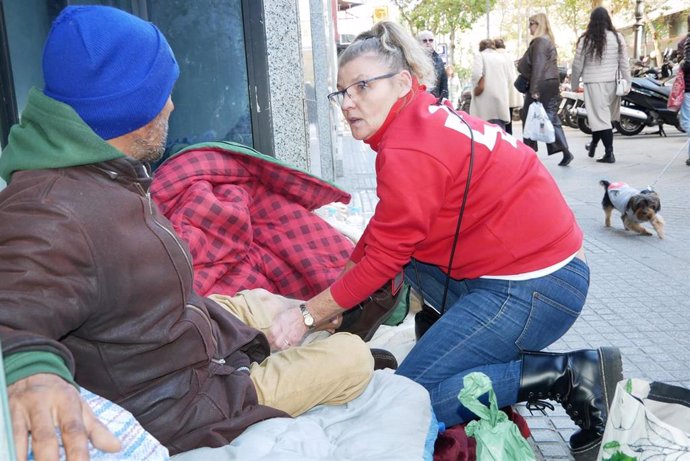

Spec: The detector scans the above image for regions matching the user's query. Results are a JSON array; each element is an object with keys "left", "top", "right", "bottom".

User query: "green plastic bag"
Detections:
[
  {"left": 459, "top": 372, "right": 536, "bottom": 461},
  {"left": 383, "top": 283, "right": 410, "bottom": 326}
]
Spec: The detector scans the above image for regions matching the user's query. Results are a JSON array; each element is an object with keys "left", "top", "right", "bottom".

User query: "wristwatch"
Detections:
[{"left": 299, "top": 303, "right": 315, "bottom": 329}]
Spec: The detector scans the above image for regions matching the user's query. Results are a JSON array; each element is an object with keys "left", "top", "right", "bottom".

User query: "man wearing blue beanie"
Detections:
[{"left": 0, "top": 6, "right": 376, "bottom": 460}]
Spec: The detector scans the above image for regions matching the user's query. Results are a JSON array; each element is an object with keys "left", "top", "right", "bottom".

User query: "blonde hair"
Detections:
[
  {"left": 338, "top": 21, "right": 435, "bottom": 88},
  {"left": 529, "top": 13, "right": 555, "bottom": 44}
]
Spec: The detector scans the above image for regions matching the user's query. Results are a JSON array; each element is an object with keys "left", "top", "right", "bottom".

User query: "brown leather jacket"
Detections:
[
  {"left": 517, "top": 36, "right": 560, "bottom": 95},
  {"left": 0, "top": 158, "right": 286, "bottom": 454}
]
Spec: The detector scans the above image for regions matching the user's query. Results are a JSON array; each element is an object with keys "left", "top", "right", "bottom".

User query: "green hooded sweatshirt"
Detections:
[
  {"left": 1, "top": 88, "right": 125, "bottom": 386},
  {"left": 0, "top": 87, "right": 125, "bottom": 183}
]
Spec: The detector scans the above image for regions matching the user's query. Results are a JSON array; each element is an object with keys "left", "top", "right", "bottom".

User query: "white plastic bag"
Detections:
[
  {"left": 523, "top": 101, "right": 555, "bottom": 144},
  {"left": 597, "top": 378, "right": 690, "bottom": 460}
]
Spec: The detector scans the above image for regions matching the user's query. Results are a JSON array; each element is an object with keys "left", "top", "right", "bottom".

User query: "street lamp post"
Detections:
[{"left": 633, "top": 0, "right": 644, "bottom": 59}]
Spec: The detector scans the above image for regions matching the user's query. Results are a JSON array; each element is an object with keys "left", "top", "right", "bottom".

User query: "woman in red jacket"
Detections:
[{"left": 272, "top": 21, "right": 620, "bottom": 460}]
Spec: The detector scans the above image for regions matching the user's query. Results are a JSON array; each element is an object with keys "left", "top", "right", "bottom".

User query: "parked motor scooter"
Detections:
[
  {"left": 558, "top": 88, "right": 583, "bottom": 130},
  {"left": 561, "top": 88, "right": 594, "bottom": 134},
  {"left": 574, "top": 75, "right": 684, "bottom": 136},
  {"left": 616, "top": 75, "right": 684, "bottom": 136}
]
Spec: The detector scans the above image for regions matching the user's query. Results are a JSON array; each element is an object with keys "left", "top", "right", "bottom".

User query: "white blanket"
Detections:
[
  {"left": 28, "top": 370, "right": 435, "bottom": 461},
  {"left": 172, "top": 370, "right": 436, "bottom": 461}
]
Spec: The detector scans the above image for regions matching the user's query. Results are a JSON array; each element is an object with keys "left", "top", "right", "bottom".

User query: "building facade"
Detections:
[{"left": 0, "top": 0, "right": 343, "bottom": 188}]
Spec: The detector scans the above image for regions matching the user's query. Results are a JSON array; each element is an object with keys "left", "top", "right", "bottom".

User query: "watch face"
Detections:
[
  {"left": 304, "top": 314, "right": 314, "bottom": 327},
  {"left": 301, "top": 304, "right": 315, "bottom": 327}
]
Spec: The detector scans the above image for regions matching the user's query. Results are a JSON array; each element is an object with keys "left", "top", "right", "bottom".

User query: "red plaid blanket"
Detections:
[{"left": 150, "top": 142, "right": 353, "bottom": 299}]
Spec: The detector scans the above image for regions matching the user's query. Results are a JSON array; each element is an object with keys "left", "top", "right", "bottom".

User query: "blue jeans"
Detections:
[
  {"left": 396, "top": 257, "right": 590, "bottom": 426},
  {"left": 680, "top": 93, "right": 690, "bottom": 158}
]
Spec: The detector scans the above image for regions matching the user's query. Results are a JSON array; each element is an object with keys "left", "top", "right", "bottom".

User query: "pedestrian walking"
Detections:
[
  {"left": 570, "top": 7, "right": 631, "bottom": 164},
  {"left": 677, "top": 13, "right": 690, "bottom": 166},
  {"left": 518, "top": 13, "right": 574, "bottom": 166},
  {"left": 470, "top": 39, "right": 512, "bottom": 129},
  {"left": 418, "top": 30, "right": 448, "bottom": 99},
  {"left": 495, "top": 38, "right": 523, "bottom": 135},
  {"left": 446, "top": 64, "right": 461, "bottom": 109}
]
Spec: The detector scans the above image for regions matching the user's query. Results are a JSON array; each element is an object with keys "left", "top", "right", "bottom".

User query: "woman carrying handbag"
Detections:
[
  {"left": 517, "top": 13, "right": 574, "bottom": 166},
  {"left": 570, "top": 7, "right": 631, "bottom": 164}
]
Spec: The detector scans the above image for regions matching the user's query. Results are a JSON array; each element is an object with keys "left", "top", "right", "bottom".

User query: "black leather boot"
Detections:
[
  {"left": 370, "top": 348, "right": 398, "bottom": 370},
  {"left": 518, "top": 347, "right": 623, "bottom": 460},
  {"left": 596, "top": 151, "right": 615, "bottom": 163},
  {"left": 558, "top": 150, "right": 574, "bottom": 166},
  {"left": 586, "top": 142, "right": 597, "bottom": 158}
]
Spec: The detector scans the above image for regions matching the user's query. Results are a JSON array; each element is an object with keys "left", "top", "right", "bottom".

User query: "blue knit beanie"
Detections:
[{"left": 42, "top": 6, "right": 179, "bottom": 140}]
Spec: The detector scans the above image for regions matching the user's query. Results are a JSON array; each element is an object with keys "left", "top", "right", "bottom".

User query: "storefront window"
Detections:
[
  {"left": 147, "top": 0, "right": 253, "bottom": 156},
  {"left": 1, "top": 0, "right": 253, "bottom": 165}
]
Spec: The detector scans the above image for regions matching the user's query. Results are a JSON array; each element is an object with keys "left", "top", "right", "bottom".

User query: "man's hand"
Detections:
[
  {"left": 266, "top": 306, "right": 308, "bottom": 351},
  {"left": 9, "top": 373, "right": 121, "bottom": 461}
]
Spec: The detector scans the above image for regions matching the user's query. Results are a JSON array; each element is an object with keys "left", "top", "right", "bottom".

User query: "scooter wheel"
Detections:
[
  {"left": 614, "top": 117, "right": 645, "bottom": 136},
  {"left": 577, "top": 116, "right": 592, "bottom": 135}
]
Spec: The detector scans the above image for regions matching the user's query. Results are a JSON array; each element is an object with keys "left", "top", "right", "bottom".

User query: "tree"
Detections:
[
  {"left": 609, "top": 0, "right": 681, "bottom": 61},
  {"left": 559, "top": 0, "right": 591, "bottom": 42},
  {"left": 389, "top": 0, "right": 420, "bottom": 29},
  {"left": 409, "top": 0, "right": 495, "bottom": 67}
]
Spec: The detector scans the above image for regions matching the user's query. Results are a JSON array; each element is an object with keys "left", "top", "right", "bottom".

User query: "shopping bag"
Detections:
[
  {"left": 615, "top": 69, "right": 627, "bottom": 96},
  {"left": 668, "top": 69, "right": 685, "bottom": 112},
  {"left": 522, "top": 101, "right": 555, "bottom": 144},
  {"left": 597, "top": 378, "right": 690, "bottom": 461},
  {"left": 514, "top": 75, "right": 529, "bottom": 94},
  {"left": 458, "top": 372, "right": 536, "bottom": 461}
]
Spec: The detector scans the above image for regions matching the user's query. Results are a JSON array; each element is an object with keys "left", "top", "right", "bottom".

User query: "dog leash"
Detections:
[{"left": 647, "top": 138, "right": 689, "bottom": 190}]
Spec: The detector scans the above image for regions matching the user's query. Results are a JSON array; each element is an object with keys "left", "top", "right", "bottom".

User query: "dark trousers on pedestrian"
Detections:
[{"left": 521, "top": 78, "right": 570, "bottom": 155}]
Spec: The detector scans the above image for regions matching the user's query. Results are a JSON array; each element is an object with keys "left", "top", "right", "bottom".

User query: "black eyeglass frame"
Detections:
[
  {"left": 327, "top": 72, "right": 399, "bottom": 106},
  {"left": 421, "top": 38, "right": 434, "bottom": 43}
]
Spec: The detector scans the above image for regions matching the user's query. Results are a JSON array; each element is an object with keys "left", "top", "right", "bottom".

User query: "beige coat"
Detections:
[
  {"left": 470, "top": 49, "right": 512, "bottom": 122},
  {"left": 498, "top": 48, "right": 524, "bottom": 109}
]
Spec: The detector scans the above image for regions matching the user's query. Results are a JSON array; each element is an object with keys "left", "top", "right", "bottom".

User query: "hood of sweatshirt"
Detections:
[{"left": 0, "top": 87, "right": 125, "bottom": 183}]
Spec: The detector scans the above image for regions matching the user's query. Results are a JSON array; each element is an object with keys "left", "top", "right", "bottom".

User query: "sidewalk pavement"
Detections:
[{"left": 332, "top": 121, "right": 690, "bottom": 460}]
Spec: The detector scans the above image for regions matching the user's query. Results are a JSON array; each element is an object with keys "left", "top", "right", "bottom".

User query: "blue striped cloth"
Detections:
[{"left": 28, "top": 388, "right": 169, "bottom": 461}]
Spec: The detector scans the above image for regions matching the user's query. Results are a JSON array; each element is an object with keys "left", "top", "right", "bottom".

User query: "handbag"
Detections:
[
  {"left": 414, "top": 104, "right": 473, "bottom": 340},
  {"left": 474, "top": 76, "right": 485, "bottom": 97},
  {"left": 522, "top": 101, "right": 555, "bottom": 144},
  {"left": 668, "top": 68, "right": 685, "bottom": 112},
  {"left": 598, "top": 378, "right": 690, "bottom": 460},
  {"left": 615, "top": 39, "right": 627, "bottom": 97},
  {"left": 615, "top": 69, "right": 627, "bottom": 96},
  {"left": 336, "top": 273, "right": 405, "bottom": 342},
  {"left": 514, "top": 75, "right": 529, "bottom": 94}
]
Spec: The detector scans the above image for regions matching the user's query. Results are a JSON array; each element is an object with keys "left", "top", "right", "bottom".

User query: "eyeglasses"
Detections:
[
  {"left": 327, "top": 72, "right": 398, "bottom": 106},
  {"left": 422, "top": 38, "right": 434, "bottom": 43}
]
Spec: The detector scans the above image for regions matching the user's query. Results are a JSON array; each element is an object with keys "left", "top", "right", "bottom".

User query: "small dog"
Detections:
[{"left": 600, "top": 180, "right": 664, "bottom": 238}]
